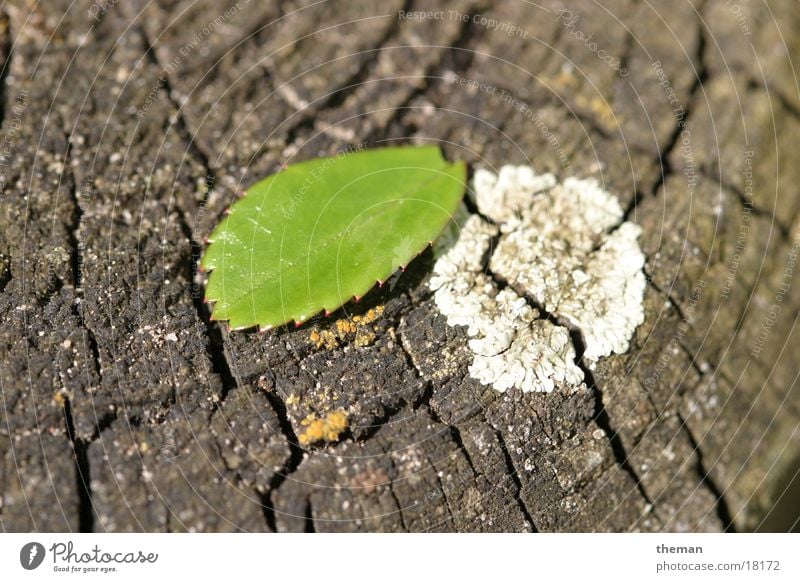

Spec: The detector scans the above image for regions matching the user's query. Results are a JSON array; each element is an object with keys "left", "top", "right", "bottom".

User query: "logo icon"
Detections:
[{"left": 20, "top": 542, "right": 45, "bottom": 570}]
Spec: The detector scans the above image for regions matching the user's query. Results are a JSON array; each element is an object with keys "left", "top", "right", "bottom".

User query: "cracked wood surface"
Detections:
[{"left": 1, "top": 0, "right": 799, "bottom": 532}]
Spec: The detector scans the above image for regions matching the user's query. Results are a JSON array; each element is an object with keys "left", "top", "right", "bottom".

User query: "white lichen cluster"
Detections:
[
  {"left": 430, "top": 215, "right": 584, "bottom": 393},
  {"left": 430, "top": 165, "right": 646, "bottom": 393}
]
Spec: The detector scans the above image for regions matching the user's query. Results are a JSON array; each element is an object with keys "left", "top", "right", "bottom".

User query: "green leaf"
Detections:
[{"left": 201, "top": 145, "right": 466, "bottom": 330}]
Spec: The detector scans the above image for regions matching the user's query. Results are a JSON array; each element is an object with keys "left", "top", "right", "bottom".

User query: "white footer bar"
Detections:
[{"left": 0, "top": 533, "right": 796, "bottom": 581}]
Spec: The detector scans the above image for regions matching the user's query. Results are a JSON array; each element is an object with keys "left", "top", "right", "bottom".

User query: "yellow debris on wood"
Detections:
[
  {"left": 310, "top": 328, "right": 340, "bottom": 349},
  {"left": 336, "top": 319, "right": 356, "bottom": 335},
  {"left": 298, "top": 410, "right": 349, "bottom": 445},
  {"left": 353, "top": 306, "right": 384, "bottom": 325},
  {"left": 354, "top": 329, "right": 376, "bottom": 347},
  {"left": 309, "top": 305, "right": 385, "bottom": 349}
]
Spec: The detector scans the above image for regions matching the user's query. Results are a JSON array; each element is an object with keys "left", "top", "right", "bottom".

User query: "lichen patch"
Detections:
[
  {"left": 431, "top": 166, "right": 646, "bottom": 392},
  {"left": 430, "top": 215, "right": 584, "bottom": 393},
  {"left": 473, "top": 165, "right": 557, "bottom": 224}
]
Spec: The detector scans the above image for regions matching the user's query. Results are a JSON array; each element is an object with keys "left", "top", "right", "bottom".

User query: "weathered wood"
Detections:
[{"left": 1, "top": 0, "right": 799, "bottom": 532}]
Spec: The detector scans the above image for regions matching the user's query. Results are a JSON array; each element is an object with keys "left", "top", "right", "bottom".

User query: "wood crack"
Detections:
[
  {"left": 649, "top": 5, "right": 709, "bottom": 200},
  {"left": 491, "top": 428, "right": 539, "bottom": 531},
  {"left": 369, "top": 1, "right": 490, "bottom": 142},
  {"left": 277, "top": 1, "right": 414, "bottom": 148},
  {"left": 385, "top": 452, "right": 410, "bottom": 531},
  {"left": 0, "top": 261, "right": 10, "bottom": 294},
  {"left": 488, "top": 268, "right": 655, "bottom": 510},
  {"left": 396, "top": 316, "right": 543, "bottom": 531},
  {"left": 0, "top": 9, "right": 12, "bottom": 129},
  {"left": 678, "top": 412, "right": 736, "bottom": 531},
  {"left": 60, "top": 123, "right": 104, "bottom": 397},
  {"left": 258, "top": 387, "right": 306, "bottom": 531},
  {"left": 62, "top": 395, "right": 94, "bottom": 532},
  {"left": 138, "top": 21, "right": 243, "bottom": 414},
  {"left": 137, "top": 25, "right": 218, "bottom": 193}
]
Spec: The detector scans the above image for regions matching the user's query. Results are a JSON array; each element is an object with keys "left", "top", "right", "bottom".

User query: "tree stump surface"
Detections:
[{"left": 1, "top": 0, "right": 799, "bottom": 532}]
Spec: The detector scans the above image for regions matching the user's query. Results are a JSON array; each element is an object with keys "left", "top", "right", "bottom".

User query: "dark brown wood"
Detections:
[{"left": 1, "top": 0, "right": 799, "bottom": 532}]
